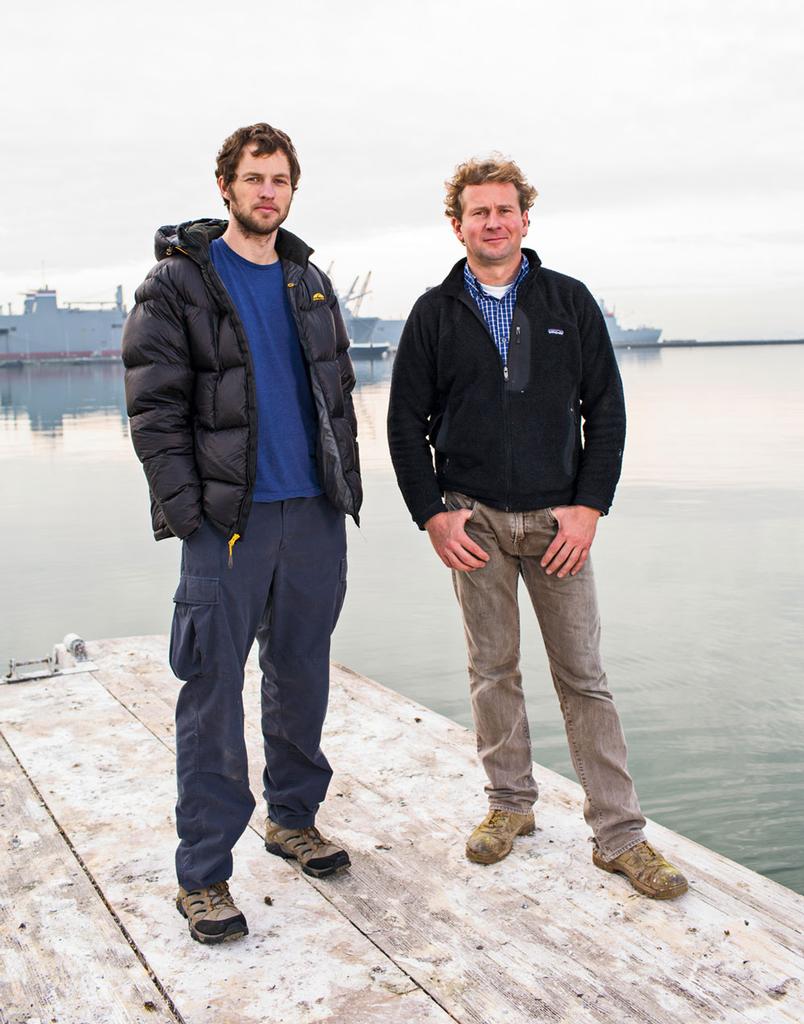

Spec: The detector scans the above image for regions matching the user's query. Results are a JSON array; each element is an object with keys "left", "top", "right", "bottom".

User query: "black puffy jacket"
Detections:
[{"left": 122, "top": 219, "right": 361, "bottom": 542}]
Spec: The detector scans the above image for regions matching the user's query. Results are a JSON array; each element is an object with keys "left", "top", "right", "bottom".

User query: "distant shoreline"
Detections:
[
  {"left": 1, "top": 337, "right": 804, "bottom": 369},
  {"left": 624, "top": 338, "right": 804, "bottom": 349}
]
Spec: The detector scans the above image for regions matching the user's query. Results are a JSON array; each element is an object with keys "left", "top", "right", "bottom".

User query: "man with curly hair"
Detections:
[{"left": 387, "top": 154, "right": 687, "bottom": 899}]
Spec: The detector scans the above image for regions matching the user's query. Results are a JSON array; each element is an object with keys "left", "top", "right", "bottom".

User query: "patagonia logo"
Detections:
[
  {"left": 548, "top": 327, "right": 564, "bottom": 335},
  {"left": 312, "top": 292, "right": 326, "bottom": 301}
]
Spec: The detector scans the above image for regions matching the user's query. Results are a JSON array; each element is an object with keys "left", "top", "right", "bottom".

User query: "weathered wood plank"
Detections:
[
  {"left": 322, "top": 665, "right": 804, "bottom": 1023},
  {"left": 326, "top": 664, "right": 804, "bottom": 950},
  {"left": 90, "top": 636, "right": 804, "bottom": 1024},
  {"left": 0, "top": 735, "right": 175, "bottom": 1024},
  {"left": 0, "top": 668, "right": 452, "bottom": 1024}
]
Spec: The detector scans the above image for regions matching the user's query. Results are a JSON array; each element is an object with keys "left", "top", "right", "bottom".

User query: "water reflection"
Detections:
[
  {"left": 0, "top": 358, "right": 393, "bottom": 440},
  {"left": 353, "top": 356, "right": 396, "bottom": 388},
  {"left": 614, "top": 346, "right": 663, "bottom": 365},
  {"left": 0, "top": 363, "right": 127, "bottom": 434}
]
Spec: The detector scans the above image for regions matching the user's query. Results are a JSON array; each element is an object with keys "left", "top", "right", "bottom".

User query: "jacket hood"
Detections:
[
  {"left": 440, "top": 247, "right": 542, "bottom": 295},
  {"left": 154, "top": 219, "right": 314, "bottom": 268}
]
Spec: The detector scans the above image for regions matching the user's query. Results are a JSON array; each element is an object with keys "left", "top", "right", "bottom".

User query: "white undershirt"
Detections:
[{"left": 480, "top": 282, "right": 512, "bottom": 300}]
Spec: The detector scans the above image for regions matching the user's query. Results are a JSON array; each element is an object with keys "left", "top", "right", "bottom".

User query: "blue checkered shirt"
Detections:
[{"left": 463, "top": 253, "right": 530, "bottom": 368}]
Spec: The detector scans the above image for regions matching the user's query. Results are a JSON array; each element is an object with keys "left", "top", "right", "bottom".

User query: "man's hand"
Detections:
[
  {"left": 541, "top": 505, "right": 602, "bottom": 578},
  {"left": 425, "top": 510, "right": 489, "bottom": 572}
]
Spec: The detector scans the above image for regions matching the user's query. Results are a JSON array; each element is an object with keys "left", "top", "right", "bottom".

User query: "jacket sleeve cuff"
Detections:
[
  {"left": 415, "top": 498, "right": 448, "bottom": 530},
  {"left": 572, "top": 494, "right": 610, "bottom": 516}
]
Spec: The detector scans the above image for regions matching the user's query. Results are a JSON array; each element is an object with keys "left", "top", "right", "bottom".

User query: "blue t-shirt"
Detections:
[{"left": 210, "top": 238, "right": 322, "bottom": 502}]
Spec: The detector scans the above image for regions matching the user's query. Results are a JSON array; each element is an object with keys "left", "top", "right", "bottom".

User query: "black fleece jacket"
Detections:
[{"left": 387, "top": 249, "right": 625, "bottom": 528}]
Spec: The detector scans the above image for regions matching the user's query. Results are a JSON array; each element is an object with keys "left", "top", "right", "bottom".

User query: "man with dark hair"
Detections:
[
  {"left": 215, "top": 123, "right": 302, "bottom": 201},
  {"left": 387, "top": 155, "right": 687, "bottom": 900},
  {"left": 123, "top": 123, "right": 361, "bottom": 944}
]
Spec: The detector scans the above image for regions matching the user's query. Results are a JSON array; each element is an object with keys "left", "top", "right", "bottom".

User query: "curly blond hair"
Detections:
[{"left": 444, "top": 154, "right": 538, "bottom": 221}]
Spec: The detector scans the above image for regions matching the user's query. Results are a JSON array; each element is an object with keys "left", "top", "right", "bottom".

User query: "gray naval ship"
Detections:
[
  {"left": 335, "top": 271, "right": 405, "bottom": 358},
  {"left": 0, "top": 286, "right": 127, "bottom": 363},
  {"left": 598, "top": 298, "right": 662, "bottom": 347}
]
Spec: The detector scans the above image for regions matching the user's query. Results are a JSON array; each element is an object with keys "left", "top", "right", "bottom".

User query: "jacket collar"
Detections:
[
  {"left": 154, "top": 218, "right": 314, "bottom": 268},
  {"left": 440, "top": 247, "right": 541, "bottom": 297}
]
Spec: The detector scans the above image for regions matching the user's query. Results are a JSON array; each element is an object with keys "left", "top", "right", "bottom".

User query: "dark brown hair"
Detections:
[
  {"left": 215, "top": 123, "right": 301, "bottom": 208},
  {"left": 445, "top": 154, "right": 537, "bottom": 221}
]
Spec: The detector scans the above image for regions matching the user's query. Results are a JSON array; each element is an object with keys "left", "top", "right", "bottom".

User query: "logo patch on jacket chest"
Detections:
[{"left": 547, "top": 328, "right": 564, "bottom": 335}]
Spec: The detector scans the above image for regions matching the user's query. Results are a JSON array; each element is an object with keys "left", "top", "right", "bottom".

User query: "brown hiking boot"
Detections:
[
  {"left": 592, "top": 840, "right": 688, "bottom": 899},
  {"left": 264, "top": 819, "right": 350, "bottom": 878},
  {"left": 465, "top": 808, "right": 535, "bottom": 864},
  {"left": 175, "top": 881, "right": 249, "bottom": 944}
]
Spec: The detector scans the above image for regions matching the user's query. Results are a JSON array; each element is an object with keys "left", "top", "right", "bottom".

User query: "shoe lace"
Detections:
[
  {"left": 207, "top": 881, "right": 235, "bottom": 910},
  {"left": 487, "top": 810, "right": 511, "bottom": 830},
  {"left": 297, "top": 826, "right": 326, "bottom": 850}
]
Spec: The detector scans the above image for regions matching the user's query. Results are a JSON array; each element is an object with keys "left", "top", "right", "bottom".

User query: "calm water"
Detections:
[{"left": 1, "top": 347, "right": 803, "bottom": 893}]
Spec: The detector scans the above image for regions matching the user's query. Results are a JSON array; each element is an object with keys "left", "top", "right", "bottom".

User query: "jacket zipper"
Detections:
[
  {"left": 501, "top": 354, "right": 512, "bottom": 511},
  {"left": 502, "top": 324, "right": 520, "bottom": 381},
  {"left": 500, "top": 321, "right": 522, "bottom": 507}
]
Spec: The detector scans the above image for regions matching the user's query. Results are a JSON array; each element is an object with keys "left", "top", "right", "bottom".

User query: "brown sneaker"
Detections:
[
  {"left": 264, "top": 819, "right": 350, "bottom": 878},
  {"left": 175, "top": 881, "right": 249, "bottom": 944},
  {"left": 465, "top": 808, "right": 535, "bottom": 865},
  {"left": 592, "top": 840, "right": 688, "bottom": 899}
]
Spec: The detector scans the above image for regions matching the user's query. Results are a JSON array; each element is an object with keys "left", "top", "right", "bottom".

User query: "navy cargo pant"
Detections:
[{"left": 168, "top": 496, "right": 347, "bottom": 891}]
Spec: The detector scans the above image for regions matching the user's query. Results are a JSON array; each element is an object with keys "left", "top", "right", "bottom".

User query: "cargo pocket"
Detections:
[{"left": 168, "top": 575, "right": 220, "bottom": 681}]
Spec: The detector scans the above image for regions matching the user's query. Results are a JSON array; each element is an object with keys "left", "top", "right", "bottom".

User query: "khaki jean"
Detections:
[{"left": 446, "top": 492, "right": 646, "bottom": 859}]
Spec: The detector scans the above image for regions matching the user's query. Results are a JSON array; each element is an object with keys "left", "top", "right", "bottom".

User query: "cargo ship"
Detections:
[
  {"left": 598, "top": 298, "right": 662, "bottom": 347},
  {"left": 0, "top": 286, "right": 127, "bottom": 364},
  {"left": 336, "top": 271, "right": 405, "bottom": 359}
]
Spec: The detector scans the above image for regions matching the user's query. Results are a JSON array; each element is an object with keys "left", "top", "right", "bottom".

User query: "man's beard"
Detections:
[{"left": 229, "top": 201, "right": 287, "bottom": 238}]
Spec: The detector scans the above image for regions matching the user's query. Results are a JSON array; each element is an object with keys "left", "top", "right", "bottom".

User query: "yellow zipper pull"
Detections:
[{"left": 227, "top": 533, "right": 241, "bottom": 568}]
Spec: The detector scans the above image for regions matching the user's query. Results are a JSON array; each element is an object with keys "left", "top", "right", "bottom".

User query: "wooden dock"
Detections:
[{"left": 1, "top": 635, "right": 802, "bottom": 1024}]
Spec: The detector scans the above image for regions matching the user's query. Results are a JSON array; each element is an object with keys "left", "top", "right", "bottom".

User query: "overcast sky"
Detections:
[{"left": 2, "top": 0, "right": 802, "bottom": 339}]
